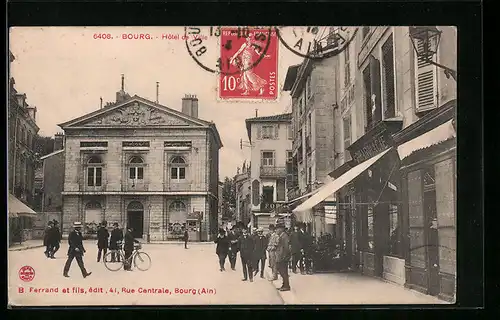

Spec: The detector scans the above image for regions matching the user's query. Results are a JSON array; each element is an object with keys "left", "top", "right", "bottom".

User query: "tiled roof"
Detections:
[{"left": 245, "top": 113, "right": 292, "bottom": 122}]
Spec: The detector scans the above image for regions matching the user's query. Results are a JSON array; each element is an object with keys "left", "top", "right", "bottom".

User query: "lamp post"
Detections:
[
  {"left": 147, "top": 204, "right": 151, "bottom": 243},
  {"left": 409, "top": 26, "right": 457, "bottom": 81}
]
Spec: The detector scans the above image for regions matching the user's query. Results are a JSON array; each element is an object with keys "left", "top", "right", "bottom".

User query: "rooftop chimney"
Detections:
[
  {"left": 255, "top": 109, "right": 258, "bottom": 117},
  {"left": 27, "top": 106, "right": 37, "bottom": 122},
  {"left": 181, "top": 94, "right": 199, "bottom": 118},
  {"left": 100, "top": 97, "right": 103, "bottom": 109},
  {"left": 156, "top": 82, "right": 159, "bottom": 104},
  {"left": 54, "top": 132, "right": 65, "bottom": 151},
  {"left": 116, "top": 74, "right": 131, "bottom": 103}
]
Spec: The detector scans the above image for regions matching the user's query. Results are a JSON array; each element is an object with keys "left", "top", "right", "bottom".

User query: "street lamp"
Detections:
[
  {"left": 409, "top": 26, "right": 457, "bottom": 81},
  {"left": 147, "top": 204, "right": 151, "bottom": 243}
]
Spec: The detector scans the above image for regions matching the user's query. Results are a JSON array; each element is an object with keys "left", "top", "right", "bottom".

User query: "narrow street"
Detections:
[
  {"left": 9, "top": 241, "right": 284, "bottom": 306},
  {"left": 9, "top": 240, "right": 445, "bottom": 306}
]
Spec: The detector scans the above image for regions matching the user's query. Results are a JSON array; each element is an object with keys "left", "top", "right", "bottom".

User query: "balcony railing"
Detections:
[
  {"left": 82, "top": 184, "right": 106, "bottom": 192},
  {"left": 260, "top": 166, "right": 287, "bottom": 178},
  {"left": 122, "top": 181, "right": 149, "bottom": 192},
  {"left": 163, "top": 181, "right": 193, "bottom": 192}
]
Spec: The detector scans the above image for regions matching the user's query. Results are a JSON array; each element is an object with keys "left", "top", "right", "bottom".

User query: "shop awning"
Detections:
[
  {"left": 397, "top": 119, "right": 456, "bottom": 160},
  {"left": 8, "top": 194, "right": 37, "bottom": 218},
  {"left": 293, "top": 148, "right": 392, "bottom": 217}
]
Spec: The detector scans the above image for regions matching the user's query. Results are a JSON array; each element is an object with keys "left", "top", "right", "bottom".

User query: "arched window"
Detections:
[
  {"left": 127, "top": 201, "right": 144, "bottom": 211},
  {"left": 169, "top": 200, "right": 186, "bottom": 212},
  {"left": 170, "top": 156, "right": 186, "bottom": 181},
  {"left": 87, "top": 155, "right": 103, "bottom": 187},
  {"left": 129, "top": 156, "right": 144, "bottom": 180}
]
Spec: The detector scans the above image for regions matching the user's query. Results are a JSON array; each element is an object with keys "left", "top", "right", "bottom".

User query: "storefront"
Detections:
[
  {"left": 395, "top": 101, "right": 456, "bottom": 302},
  {"left": 8, "top": 193, "right": 38, "bottom": 246}
]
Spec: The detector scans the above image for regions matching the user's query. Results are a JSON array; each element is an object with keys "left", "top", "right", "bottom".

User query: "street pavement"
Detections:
[
  {"left": 9, "top": 240, "right": 449, "bottom": 306},
  {"left": 8, "top": 240, "right": 284, "bottom": 306}
]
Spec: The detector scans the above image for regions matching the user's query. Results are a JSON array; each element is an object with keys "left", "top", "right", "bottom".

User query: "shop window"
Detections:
[
  {"left": 170, "top": 156, "right": 186, "bottom": 180},
  {"left": 388, "top": 204, "right": 402, "bottom": 257},
  {"left": 87, "top": 156, "right": 103, "bottom": 187}
]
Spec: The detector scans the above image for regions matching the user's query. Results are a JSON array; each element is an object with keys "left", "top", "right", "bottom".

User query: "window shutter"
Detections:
[
  {"left": 256, "top": 125, "right": 262, "bottom": 140},
  {"left": 369, "top": 55, "right": 382, "bottom": 124},
  {"left": 415, "top": 40, "right": 438, "bottom": 112},
  {"left": 274, "top": 125, "right": 279, "bottom": 139}
]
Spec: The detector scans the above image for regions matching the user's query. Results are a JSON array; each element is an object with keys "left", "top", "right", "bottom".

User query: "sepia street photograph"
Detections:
[{"left": 8, "top": 26, "right": 457, "bottom": 306}]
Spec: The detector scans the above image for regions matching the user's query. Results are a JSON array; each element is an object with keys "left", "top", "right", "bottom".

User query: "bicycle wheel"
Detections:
[
  {"left": 133, "top": 251, "right": 151, "bottom": 271},
  {"left": 104, "top": 251, "right": 124, "bottom": 271}
]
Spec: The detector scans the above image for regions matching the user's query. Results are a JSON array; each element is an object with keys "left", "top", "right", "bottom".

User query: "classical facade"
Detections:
[
  {"left": 245, "top": 113, "right": 293, "bottom": 232},
  {"left": 58, "top": 84, "right": 222, "bottom": 242},
  {"left": 285, "top": 26, "right": 457, "bottom": 301},
  {"left": 8, "top": 51, "right": 40, "bottom": 244}
]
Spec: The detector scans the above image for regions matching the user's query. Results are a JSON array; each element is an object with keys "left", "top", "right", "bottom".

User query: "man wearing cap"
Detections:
[
  {"left": 109, "top": 222, "right": 123, "bottom": 262},
  {"left": 96, "top": 221, "right": 110, "bottom": 262},
  {"left": 252, "top": 227, "right": 268, "bottom": 279},
  {"left": 63, "top": 222, "right": 91, "bottom": 278},
  {"left": 237, "top": 228, "right": 255, "bottom": 282},
  {"left": 275, "top": 222, "right": 291, "bottom": 291}
]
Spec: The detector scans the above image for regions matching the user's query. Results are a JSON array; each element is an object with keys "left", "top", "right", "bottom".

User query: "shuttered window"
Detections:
[
  {"left": 382, "top": 35, "right": 396, "bottom": 119},
  {"left": 276, "top": 179, "right": 286, "bottom": 201},
  {"left": 363, "top": 66, "right": 372, "bottom": 129},
  {"left": 344, "top": 44, "right": 351, "bottom": 88},
  {"left": 370, "top": 55, "right": 382, "bottom": 125},
  {"left": 415, "top": 39, "right": 438, "bottom": 112}
]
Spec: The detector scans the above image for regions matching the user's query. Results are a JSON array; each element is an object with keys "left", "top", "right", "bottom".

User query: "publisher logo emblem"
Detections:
[{"left": 19, "top": 265, "right": 35, "bottom": 282}]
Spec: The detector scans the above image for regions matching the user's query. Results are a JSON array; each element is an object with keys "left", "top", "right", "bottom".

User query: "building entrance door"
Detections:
[
  {"left": 127, "top": 201, "right": 144, "bottom": 238},
  {"left": 186, "top": 219, "right": 200, "bottom": 241},
  {"left": 423, "top": 168, "right": 440, "bottom": 296}
]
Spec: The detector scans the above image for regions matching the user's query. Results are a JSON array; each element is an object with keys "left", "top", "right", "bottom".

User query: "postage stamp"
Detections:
[{"left": 218, "top": 27, "right": 279, "bottom": 101}]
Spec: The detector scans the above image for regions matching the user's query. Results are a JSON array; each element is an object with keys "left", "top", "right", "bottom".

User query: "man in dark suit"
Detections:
[
  {"left": 238, "top": 228, "right": 255, "bottom": 282},
  {"left": 49, "top": 220, "right": 62, "bottom": 259},
  {"left": 275, "top": 222, "right": 291, "bottom": 291},
  {"left": 214, "top": 228, "right": 230, "bottom": 271},
  {"left": 109, "top": 222, "right": 123, "bottom": 262},
  {"left": 183, "top": 229, "right": 189, "bottom": 249},
  {"left": 253, "top": 228, "right": 268, "bottom": 278},
  {"left": 43, "top": 221, "right": 53, "bottom": 258},
  {"left": 123, "top": 225, "right": 139, "bottom": 271},
  {"left": 227, "top": 227, "right": 239, "bottom": 270},
  {"left": 63, "top": 222, "right": 91, "bottom": 278},
  {"left": 290, "top": 225, "right": 302, "bottom": 273},
  {"left": 96, "top": 221, "right": 109, "bottom": 262}
]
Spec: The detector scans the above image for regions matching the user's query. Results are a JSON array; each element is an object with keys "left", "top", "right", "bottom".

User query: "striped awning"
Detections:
[{"left": 8, "top": 194, "right": 37, "bottom": 218}]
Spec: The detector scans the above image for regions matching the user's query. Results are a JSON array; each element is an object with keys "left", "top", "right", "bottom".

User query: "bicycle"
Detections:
[{"left": 104, "top": 242, "right": 151, "bottom": 271}]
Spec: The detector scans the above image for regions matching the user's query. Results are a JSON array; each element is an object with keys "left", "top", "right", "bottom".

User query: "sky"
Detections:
[{"left": 9, "top": 27, "right": 303, "bottom": 179}]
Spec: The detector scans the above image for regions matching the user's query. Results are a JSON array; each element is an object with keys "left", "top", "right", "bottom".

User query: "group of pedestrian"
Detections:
[
  {"left": 96, "top": 221, "right": 139, "bottom": 271},
  {"left": 214, "top": 221, "right": 293, "bottom": 292},
  {"left": 43, "top": 220, "right": 62, "bottom": 259}
]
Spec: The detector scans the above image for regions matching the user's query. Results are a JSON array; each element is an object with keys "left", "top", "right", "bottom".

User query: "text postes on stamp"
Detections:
[
  {"left": 218, "top": 27, "right": 278, "bottom": 100},
  {"left": 276, "top": 26, "right": 357, "bottom": 60},
  {"left": 184, "top": 26, "right": 272, "bottom": 77}
]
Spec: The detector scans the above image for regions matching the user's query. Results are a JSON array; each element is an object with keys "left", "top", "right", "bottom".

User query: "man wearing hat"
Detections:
[
  {"left": 109, "top": 222, "right": 123, "bottom": 262},
  {"left": 227, "top": 226, "right": 239, "bottom": 270},
  {"left": 266, "top": 224, "right": 279, "bottom": 281},
  {"left": 96, "top": 220, "right": 110, "bottom": 262},
  {"left": 237, "top": 228, "right": 255, "bottom": 282},
  {"left": 43, "top": 221, "right": 54, "bottom": 258},
  {"left": 252, "top": 227, "right": 268, "bottom": 279},
  {"left": 275, "top": 222, "right": 291, "bottom": 291},
  {"left": 123, "top": 225, "right": 140, "bottom": 271},
  {"left": 63, "top": 222, "right": 92, "bottom": 278},
  {"left": 49, "top": 220, "right": 62, "bottom": 259}
]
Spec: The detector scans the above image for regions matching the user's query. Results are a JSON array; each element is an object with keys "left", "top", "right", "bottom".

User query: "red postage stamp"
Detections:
[{"left": 218, "top": 27, "right": 278, "bottom": 100}]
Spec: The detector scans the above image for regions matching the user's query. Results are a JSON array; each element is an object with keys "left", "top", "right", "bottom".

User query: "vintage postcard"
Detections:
[{"left": 8, "top": 26, "right": 456, "bottom": 306}]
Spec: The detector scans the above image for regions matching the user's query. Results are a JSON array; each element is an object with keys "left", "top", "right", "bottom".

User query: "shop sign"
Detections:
[
  {"left": 260, "top": 202, "right": 288, "bottom": 213},
  {"left": 351, "top": 134, "right": 391, "bottom": 164},
  {"left": 340, "top": 83, "right": 355, "bottom": 114}
]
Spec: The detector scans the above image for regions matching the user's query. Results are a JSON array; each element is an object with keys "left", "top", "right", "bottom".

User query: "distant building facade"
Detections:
[
  {"left": 234, "top": 163, "right": 251, "bottom": 225},
  {"left": 245, "top": 113, "right": 293, "bottom": 232},
  {"left": 58, "top": 78, "right": 222, "bottom": 242},
  {"left": 8, "top": 51, "right": 40, "bottom": 244}
]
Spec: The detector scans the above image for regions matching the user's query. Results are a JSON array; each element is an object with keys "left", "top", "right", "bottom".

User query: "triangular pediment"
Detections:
[{"left": 59, "top": 97, "right": 209, "bottom": 128}]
